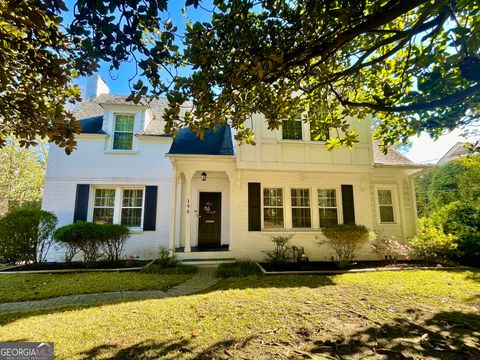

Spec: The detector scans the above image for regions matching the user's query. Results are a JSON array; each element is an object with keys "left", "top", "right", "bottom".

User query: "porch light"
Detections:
[{"left": 201, "top": 172, "right": 207, "bottom": 181}]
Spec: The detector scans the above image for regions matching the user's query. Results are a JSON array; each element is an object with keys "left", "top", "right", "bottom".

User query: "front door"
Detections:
[{"left": 198, "top": 192, "right": 222, "bottom": 247}]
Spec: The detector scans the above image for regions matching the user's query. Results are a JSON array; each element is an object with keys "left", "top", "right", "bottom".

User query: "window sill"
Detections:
[
  {"left": 378, "top": 222, "right": 398, "bottom": 225},
  {"left": 104, "top": 150, "right": 139, "bottom": 155},
  {"left": 128, "top": 228, "right": 144, "bottom": 234}
]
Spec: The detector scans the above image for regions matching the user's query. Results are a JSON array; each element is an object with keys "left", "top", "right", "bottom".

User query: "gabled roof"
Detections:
[
  {"left": 437, "top": 142, "right": 469, "bottom": 165},
  {"left": 168, "top": 125, "right": 234, "bottom": 156},
  {"left": 372, "top": 141, "right": 421, "bottom": 168}
]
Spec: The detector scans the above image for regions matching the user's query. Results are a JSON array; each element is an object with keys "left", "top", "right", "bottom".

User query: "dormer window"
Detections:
[
  {"left": 282, "top": 120, "right": 302, "bottom": 140},
  {"left": 113, "top": 114, "right": 135, "bottom": 150}
]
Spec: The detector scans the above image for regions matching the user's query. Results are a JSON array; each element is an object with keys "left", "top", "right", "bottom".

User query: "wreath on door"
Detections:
[{"left": 203, "top": 202, "right": 217, "bottom": 215}]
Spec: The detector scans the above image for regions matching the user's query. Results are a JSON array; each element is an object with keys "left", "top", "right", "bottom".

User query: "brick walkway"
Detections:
[{"left": 0, "top": 266, "right": 218, "bottom": 314}]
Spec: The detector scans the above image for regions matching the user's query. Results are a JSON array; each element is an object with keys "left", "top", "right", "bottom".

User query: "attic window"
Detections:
[{"left": 113, "top": 114, "right": 134, "bottom": 150}]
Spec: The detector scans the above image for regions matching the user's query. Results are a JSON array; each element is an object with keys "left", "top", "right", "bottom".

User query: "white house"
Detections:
[{"left": 42, "top": 76, "right": 422, "bottom": 262}]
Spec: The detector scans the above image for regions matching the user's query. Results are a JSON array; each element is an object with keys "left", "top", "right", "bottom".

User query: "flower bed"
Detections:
[
  {"left": 258, "top": 260, "right": 464, "bottom": 274},
  {"left": 1, "top": 259, "right": 151, "bottom": 272}
]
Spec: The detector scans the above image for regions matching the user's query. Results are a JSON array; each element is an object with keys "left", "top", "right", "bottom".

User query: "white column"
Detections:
[
  {"left": 184, "top": 171, "right": 193, "bottom": 252},
  {"left": 168, "top": 168, "right": 177, "bottom": 255}
]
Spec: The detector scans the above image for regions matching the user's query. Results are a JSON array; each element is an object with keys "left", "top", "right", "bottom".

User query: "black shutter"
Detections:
[
  {"left": 248, "top": 182, "right": 261, "bottom": 231},
  {"left": 341, "top": 184, "right": 356, "bottom": 224},
  {"left": 143, "top": 186, "right": 158, "bottom": 231},
  {"left": 73, "top": 184, "right": 90, "bottom": 222}
]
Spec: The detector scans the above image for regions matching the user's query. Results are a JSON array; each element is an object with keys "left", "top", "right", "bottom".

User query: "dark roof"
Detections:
[
  {"left": 78, "top": 116, "right": 106, "bottom": 134},
  {"left": 372, "top": 141, "right": 421, "bottom": 168},
  {"left": 168, "top": 125, "right": 234, "bottom": 156}
]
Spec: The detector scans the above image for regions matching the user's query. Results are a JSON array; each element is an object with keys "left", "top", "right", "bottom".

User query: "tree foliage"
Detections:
[
  {"left": 2, "top": 0, "right": 480, "bottom": 152},
  {"left": 0, "top": 139, "right": 47, "bottom": 214},
  {"left": 415, "top": 155, "right": 480, "bottom": 216},
  {"left": 0, "top": 207, "right": 58, "bottom": 264}
]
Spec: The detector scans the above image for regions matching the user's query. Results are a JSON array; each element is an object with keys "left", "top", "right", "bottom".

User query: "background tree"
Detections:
[
  {"left": 2, "top": 0, "right": 480, "bottom": 152},
  {"left": 0, "top": 139, "right": 47, "bottom": 214}
]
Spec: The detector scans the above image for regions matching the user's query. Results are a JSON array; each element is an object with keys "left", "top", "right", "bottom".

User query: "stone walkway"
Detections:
[{"left": 0, "top": 266, "right": 218, "bottom": 314}]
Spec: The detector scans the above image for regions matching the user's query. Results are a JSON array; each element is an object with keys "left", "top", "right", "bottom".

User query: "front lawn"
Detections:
[
  {"left": 0, "top": 271, "right": 193, "bottom": 303},
  {"left": 0, "top": 270, "right": 478, "bottom": 359}
]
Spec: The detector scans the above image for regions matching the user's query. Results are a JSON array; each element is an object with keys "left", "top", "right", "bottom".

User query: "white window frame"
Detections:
[
  {"left": 89, "top": 185, "right": 145, "bottom": 230},
  {"left": 105, "top": 109, "right": 141, "bottom": 153},
  {"left": 112, "top": 113, "right": 135, "bottom": 150},
  {"left": 317, "top": 188, "right": 339, "bottom": 227},
  {"left": 374, "top": 185, "right": 398, "bottom": 224},
  {"left": 290, "top": 187, "right": 312, "bottom": 228},
  {"left": 262, "top": 186, "right": 285, "bottom": 229}
]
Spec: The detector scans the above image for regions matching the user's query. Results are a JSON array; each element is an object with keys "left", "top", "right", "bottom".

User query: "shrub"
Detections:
[
  {"left": 263, "top": 235, "right": 293, "bottom": 263},
  {"left": 216, "top": 260, "right": 261, "bottom": 278},
  {"left": 0, "top": 207, "right": 57, "bottom": 264},
  {"left": 151, "top": 247, "right": 180, "bottom": 268},
  {"left": 54, "top": 222, "right": 105, "bottom": 266},
  {"left": 431, "top": 202, "right": 480, "bottom": 265},
  {"left": 370, "top": 231, "right": 410, "bottom": 262},
  {"left": 318, "top": 224, "right": 369, "bottom": 268},
  {"left": 100, "top": 224, "right": 130, "bottom": 262},
  {"left": 409, "top": 218, "right": 458, "bottom": 263}
]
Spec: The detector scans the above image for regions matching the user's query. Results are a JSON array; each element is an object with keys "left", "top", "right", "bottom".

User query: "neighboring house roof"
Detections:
[
  {"left": 168, "top": 125, "right": 234, "bottom": 156},
  {"left": 436, "top": 142, "right": 468, "bottom": 165},
  {"left": 372, "top": 142, "right": 421, "bottom": 168}
]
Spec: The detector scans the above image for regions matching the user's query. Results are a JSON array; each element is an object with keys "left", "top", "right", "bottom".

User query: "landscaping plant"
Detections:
[
  {"left": 0, "top": 207, "right": 57, "bottom": 264},
  {"left": 216, "top": 260, "right": 261, "bottom": 278},
  {"left": 370, "top": 231, "right": 410, "bottom": 263},
  {"left": 318, "top": 224, "right": 370, "bottom": 268},
  {"left": 431, "top": 202, "right": 480, "bottom": 265},
  {"left": 409, "top": 218, "right": 458, "bottom": 264},
  {"left": 263, "top": 235, "right": 294, "bottom": 264},
  {"left": 100, "top": 224, "right": 130, "bottom": 262}
]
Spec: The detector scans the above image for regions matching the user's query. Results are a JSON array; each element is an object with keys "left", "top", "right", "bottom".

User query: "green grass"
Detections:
[
  {"left": 140, "top": 263, "right": 198, "bottom": 275},
  {"left": 216, "top": 260, "right": 261, "bottom": 278},
  {"left": 0, "top": 269, "right": 478, "bottom": 359},
  {"left": 0, "top": 271, "right": 193, "bottom": 303}
]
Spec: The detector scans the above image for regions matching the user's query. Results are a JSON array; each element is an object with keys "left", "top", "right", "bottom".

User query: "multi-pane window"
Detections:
[
  {"left": 318, "top": 189, "right": 338, "bottom": 227},
  {"left": 113, "top": 114, "right": 135, "bottom": 150},
  {"left": 291, "top": 188, "right": 311, "bottom": 228},
  {"left": 92, "top": 187, "right": 144, "bottom": 228},
  {"left": 121, "top": 189, "right": 144, "bottom": 227},
  {"left": 378, "top": 189, "right": 395, "bottom": 223},
  {"left": 282, "top": 121, "right": 302, "bottom": 140},
  {"left": 263, "top": 188, "right": 284, "bottom": 228},
  {"left": 93, "top": 189, "right": 116, "bottom": 224}
]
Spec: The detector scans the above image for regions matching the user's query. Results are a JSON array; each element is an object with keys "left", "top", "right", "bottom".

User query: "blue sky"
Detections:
[{"left": 65, "top": 1, "right": 477, "bottom": 164}]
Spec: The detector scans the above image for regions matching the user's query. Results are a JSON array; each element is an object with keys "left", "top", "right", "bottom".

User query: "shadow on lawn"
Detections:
[
  {"left": 79, "top": 336, "right": 257, "bottom": 359},
  {"left": 311, "top": 310, "right": 480, "bottom": 360}
]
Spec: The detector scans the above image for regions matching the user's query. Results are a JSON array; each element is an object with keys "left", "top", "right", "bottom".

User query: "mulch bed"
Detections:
[
  {"left": 1, "top": 260, "right": 151, "bottom": 272},
  {"left": 259, "top": 260, "right": 453, "bottom": 273}
]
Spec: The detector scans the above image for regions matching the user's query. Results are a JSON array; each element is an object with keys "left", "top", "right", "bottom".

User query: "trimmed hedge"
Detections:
[
  {"left": 318, "top": 224, "right": 370, "bottom": 268},
  {"left": 54, "top": 222, "right": 130, "bottom": 266}
]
